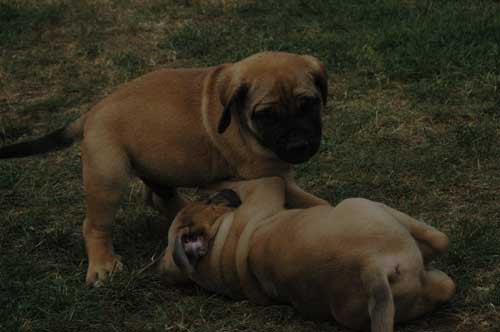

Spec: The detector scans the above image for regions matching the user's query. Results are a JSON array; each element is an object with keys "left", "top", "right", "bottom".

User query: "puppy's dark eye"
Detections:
[{"left": 252, "top": 108, "right": 280, "bottom": 125}]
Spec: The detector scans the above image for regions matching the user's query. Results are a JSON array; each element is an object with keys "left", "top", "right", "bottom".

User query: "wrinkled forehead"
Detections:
[
  {"left": 258, "top": 73, "right": 318, "bottom": 103},
  {"left": 238, "top": 52, "right": 315, "bottom": 71},
  {"left": 250, "top": 72, "right": 318, "bottom": 105},
  {"left": 237, "top": 54, "right": 319, "bottom": 104}
]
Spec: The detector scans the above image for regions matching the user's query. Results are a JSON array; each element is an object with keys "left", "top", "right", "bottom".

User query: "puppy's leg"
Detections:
[
  {"left": 378, "top": 204, "right": 449, "bottom": 263},
  {"left": 281, "top": 173, "right": 329, "bottom": 208},
  {"left": 206, "top": 176, "right": 326, "bottom": 210},
  {"left": 422, "top": 268, "right": 456, "bottom": 303},
  {"left": 143, "top": 184, "right": 188, "bottom": 225},
  {"left": 82, "top": 144, "right": 130, "bottom": 287},
  {"left": 284, "top": 180, "right": 329, "bottom": 208},
  {"left": 361, "top": 267, "right": 395, "bottom": 332}
]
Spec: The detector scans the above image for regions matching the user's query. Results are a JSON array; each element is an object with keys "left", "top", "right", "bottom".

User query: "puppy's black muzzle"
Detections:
[{"left": 275, "top": 132, "right": 320, "bottom": 164}]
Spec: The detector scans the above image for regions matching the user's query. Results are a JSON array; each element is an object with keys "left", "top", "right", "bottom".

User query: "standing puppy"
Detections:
[
  {"left": 161, "top": 178, "right": 455, "bottom": 332},
  {"left": 0, "top": 52, "right": 329, "bottom": 286}
]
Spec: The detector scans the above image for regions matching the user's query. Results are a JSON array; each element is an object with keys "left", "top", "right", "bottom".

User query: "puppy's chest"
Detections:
[{"left": 235, "top": 160, "right": 290, "bottom": 179}]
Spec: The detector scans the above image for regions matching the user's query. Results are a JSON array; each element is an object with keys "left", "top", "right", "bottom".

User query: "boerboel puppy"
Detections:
[
  {"left": 0, "top": 52, "right": 329, "bottom": 286},
  {"left": 160, "top": 177, "right": 455, "bottom": 332}
]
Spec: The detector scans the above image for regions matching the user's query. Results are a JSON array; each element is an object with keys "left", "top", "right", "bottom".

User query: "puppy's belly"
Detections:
[
  {"left": 134, "top": 160, "right": 225, "bottom": 187},
  {"left": 130, "top": 146, "right": 232, "bottom": 187},
  {"left": 250, "top": 255, "right": 372, "bottom": 329}
]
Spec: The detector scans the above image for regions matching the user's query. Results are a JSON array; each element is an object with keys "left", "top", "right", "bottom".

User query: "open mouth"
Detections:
[{"left": 181, "top": 231, "right": 207, "bottom": 257}]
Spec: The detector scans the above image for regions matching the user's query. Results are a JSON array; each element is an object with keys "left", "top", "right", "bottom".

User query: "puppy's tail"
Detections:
[
  {"left": 361, "top": 266, "right": 395, "bottom": 332},
  {"left": 0, "top": 115, "right": 85, "bottom": 159}
]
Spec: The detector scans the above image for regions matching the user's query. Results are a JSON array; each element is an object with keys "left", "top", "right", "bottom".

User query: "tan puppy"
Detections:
[
  {"left": 0, "top": 52, "right": 329, "bottom": 286},
  {"left": 160, "top": 178, "right": 456, "bottom": 332}
]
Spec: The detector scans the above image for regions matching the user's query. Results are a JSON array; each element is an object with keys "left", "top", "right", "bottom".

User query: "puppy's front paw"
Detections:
[{"left": 85, "top": 255, "right": 123, "bottom": 287}]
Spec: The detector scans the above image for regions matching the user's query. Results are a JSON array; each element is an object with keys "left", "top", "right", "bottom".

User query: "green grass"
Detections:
[{"left": 1, "top": 0, "right": 499, "bottom": 331}]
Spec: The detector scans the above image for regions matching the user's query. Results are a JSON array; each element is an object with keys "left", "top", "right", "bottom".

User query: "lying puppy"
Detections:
[
  {"left": 0, "top": 52, "right": 329, "bottom": 286},
  {"left": 160, "top": 178, "right": 455, "bottom": 332}
]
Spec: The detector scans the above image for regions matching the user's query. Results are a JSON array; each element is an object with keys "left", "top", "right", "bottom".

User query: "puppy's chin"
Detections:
[
  {"left": 275, "top": 144, "right": 319, "bottom": 164},
  {"left": 269, "top": 136, "right": 320, "bottom": 164}
]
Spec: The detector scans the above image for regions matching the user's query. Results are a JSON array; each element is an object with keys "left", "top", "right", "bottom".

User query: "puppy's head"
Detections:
[
  {"left": 162, "top": 190, "right": 241, "bottom": 278},
  {"left": 218, "top": 52, "right": 328, "bottom": 164}
]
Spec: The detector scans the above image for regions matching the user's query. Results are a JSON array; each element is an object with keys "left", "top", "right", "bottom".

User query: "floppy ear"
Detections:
[
  {"left": 205, "top": 189, "right": 242, "bottom": 208},
  {"left": 313, "top": 67, "right": 328, "bottom": 107},
  {"left": 172, "top": 236, "right": 195, "bottom": 276},
  {"left": 303, "top": 55, "right": 329, "bottom": 107},
  {"left": 218, "top": 84, "right": 249, "bottom": 134}
]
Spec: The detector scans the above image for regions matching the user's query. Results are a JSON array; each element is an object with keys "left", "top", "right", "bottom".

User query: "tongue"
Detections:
[
  {"left": 185, "top": 239, "right": 203, "bottom": 253},
  {"left": 183, "top": 235, "right": 207, "bottom": 257}
]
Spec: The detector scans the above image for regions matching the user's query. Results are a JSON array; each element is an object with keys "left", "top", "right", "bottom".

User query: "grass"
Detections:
[{"left": 0, "top": 0, "right": 499, "bottom": 331}]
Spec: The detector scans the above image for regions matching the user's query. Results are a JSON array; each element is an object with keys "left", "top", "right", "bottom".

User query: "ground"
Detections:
[{"left": 0, "top": 1, "right": 499, "bottom": 331}]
